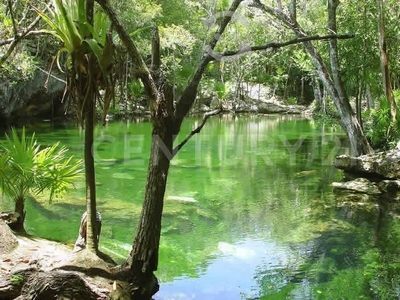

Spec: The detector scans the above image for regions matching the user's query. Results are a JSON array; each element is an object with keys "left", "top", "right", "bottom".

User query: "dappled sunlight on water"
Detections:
[{"left": 4, "top": 115, "right": 399, "bottom": 299}]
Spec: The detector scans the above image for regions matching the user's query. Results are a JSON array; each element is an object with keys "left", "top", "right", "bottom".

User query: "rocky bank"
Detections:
[{"left": 333, "top": 149, "right": 400, "bottom": 199}]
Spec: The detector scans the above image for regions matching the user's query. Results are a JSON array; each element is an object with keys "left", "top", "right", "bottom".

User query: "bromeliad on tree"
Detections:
[{"left": 33, "top": 0, "right": 117, "bottom": 253}]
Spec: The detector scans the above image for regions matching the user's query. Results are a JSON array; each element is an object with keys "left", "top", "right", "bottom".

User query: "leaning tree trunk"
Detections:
[
  {"left": 326, "top": 0, "right": 373, "bottom": 155},
  {"left": 304, "top": 40, "right": 372, "bottom": 156},
  {"left": 253, "top": 0, "right": 373, "bottom": 156},
  {"left": 122, "top": 126, "right": 173, "bottom": 299},
  {"left": 122, "top": 27, "right": 175, "bottom": 300}
]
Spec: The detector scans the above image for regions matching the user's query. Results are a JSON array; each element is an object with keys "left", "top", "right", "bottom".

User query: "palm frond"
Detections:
[{"left": 0, "top": 127, "right": 83, "bottom": 203}]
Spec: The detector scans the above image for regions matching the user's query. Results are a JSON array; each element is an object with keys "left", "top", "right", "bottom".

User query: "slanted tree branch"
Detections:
[
  {"left": 211, "top": 33, "right": 355, "bottom": 60},
  {"left": 0, "top": 30, "right": 44, "bottom": 46},
  {"left": 36, "top": 66, "right": 66, "bottom": 84},
  {"left": 95, "top": 0, "right": 159, "bottom": 113},
  {"left": 174, "top": 0, "right": 244, "bottom": 129},
  {"left": 18, "top": 3, "right": 31, "bottom": 26},
  {"left": 0, "top": 13, "right": 42, "bottom": 66},
  {"left": 251, "top": 0, "right": 373, "bottom": 155},
  {"left": 7, "top": 0, "right": 18, "bottom": 38},
  {"left": 173, "top": 108, "right": 223, "bottom": 155}
]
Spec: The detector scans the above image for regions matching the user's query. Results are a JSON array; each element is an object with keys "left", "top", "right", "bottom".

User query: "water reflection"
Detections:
[
  {"left": 6, "top": 115, "right": 398, "bottom": 299},
  {"left": 156, "top": 239, "right": 293, "bottom": 300}
]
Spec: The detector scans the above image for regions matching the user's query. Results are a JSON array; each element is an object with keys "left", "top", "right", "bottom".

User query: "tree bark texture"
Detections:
[
  {"left": 377, "top": 0, "right": 398, "bottom": 123},
  {"left": 13, "top": 196, "right": 25, "bottom": 232},
  {"left": 84, "top": 77, "right": 98, "bottom": 254},
  {"left": 74, "top": 211, "right": 102, "bottom": 251},
  {"left": 122, "top": 129, "right": 172, "bottom": 299}
]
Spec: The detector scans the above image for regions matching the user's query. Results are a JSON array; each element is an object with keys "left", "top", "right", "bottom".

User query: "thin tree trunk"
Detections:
[
  {"left": 356, "top": 79, "right": 363, "bottom": 128},
  {"left": 84, "top": 0, "right": 98, "bottom": 254},
  {"left": 322, "top": 87, "right": 327, "bottom": 115},
  {"left": 84, "top": 92, "right": 98, "bottom": 253},
  {"left": 377, "top": 0, "right": 398, "bottom": 123},
  {"left": 327, "top": 0, "right": 372, "bottom": 155},
  {"left": 312, "top": 76, "right": 322, "bottom": 112},
  {"left": 328, "top": 0, "right": 347, "bottom": 105},
  {"left": 366, "top": 84, "right": 374, "bottom": 109},
  {"left": 253, "top": 0, "right": 373, "bottom": 155}
]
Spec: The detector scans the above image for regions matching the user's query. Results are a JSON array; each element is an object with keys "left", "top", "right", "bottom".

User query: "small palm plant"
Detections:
[{"left": 0, "top": 127, "right": 82, "bottom": 232}]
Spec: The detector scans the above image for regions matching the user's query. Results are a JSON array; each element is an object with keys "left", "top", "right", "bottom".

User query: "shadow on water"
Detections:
[
  {"left": 256, "top": 193, "right": 400, "bottom": 300},
  {"left": 5, "top": 116, "right": 400, "bottom": 299}
]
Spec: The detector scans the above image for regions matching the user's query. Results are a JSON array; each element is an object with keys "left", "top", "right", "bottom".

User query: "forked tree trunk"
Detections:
[{"left": 306, "top": 40, "right": 372, "bottom": 156}]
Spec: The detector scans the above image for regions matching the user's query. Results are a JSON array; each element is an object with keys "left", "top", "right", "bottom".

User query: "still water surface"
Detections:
[{"left": 2, "top": 115, "right": 399, "bottom": 299}]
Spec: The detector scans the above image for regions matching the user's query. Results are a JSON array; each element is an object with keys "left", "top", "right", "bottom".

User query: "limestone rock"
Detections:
[
  {"left": 0, "top": 69, "right": 66, "bottom": 124},
  {"left": 332, "top": 178, "right": 381, "bottom": 195},
  {"left": 334, "top": 150, "right": 400, "bottom": 179},
  {"left": 258, "top": 102, "right": 287, "bottom": 114},
  {"left": 0, "top": 219, "right": 18, "bottom": 254}
]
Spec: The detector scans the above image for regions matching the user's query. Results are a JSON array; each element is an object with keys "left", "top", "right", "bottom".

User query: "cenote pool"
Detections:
[{"left": 2, "top": 114, "right": 400, "bottom": 299}]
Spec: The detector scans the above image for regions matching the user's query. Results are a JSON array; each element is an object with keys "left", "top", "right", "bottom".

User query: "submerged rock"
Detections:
[
  {"left": 333, "top": 150, "right": 400, "bottom": 199},
  {"left": 165, "top": 196, "right": 198, "bottom": 203},
  {"left": 332, "top": 178, "right": 380, "bottom": 195}
]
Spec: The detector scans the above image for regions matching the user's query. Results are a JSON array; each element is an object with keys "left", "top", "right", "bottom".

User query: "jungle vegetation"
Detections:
[{"left": 0, "top": 0, "right": 400, "bottom": 299}]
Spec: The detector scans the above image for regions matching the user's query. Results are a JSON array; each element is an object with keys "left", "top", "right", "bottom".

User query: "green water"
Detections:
[{"left": 2, "top": 115, "right": 400, "bottom": 299}]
